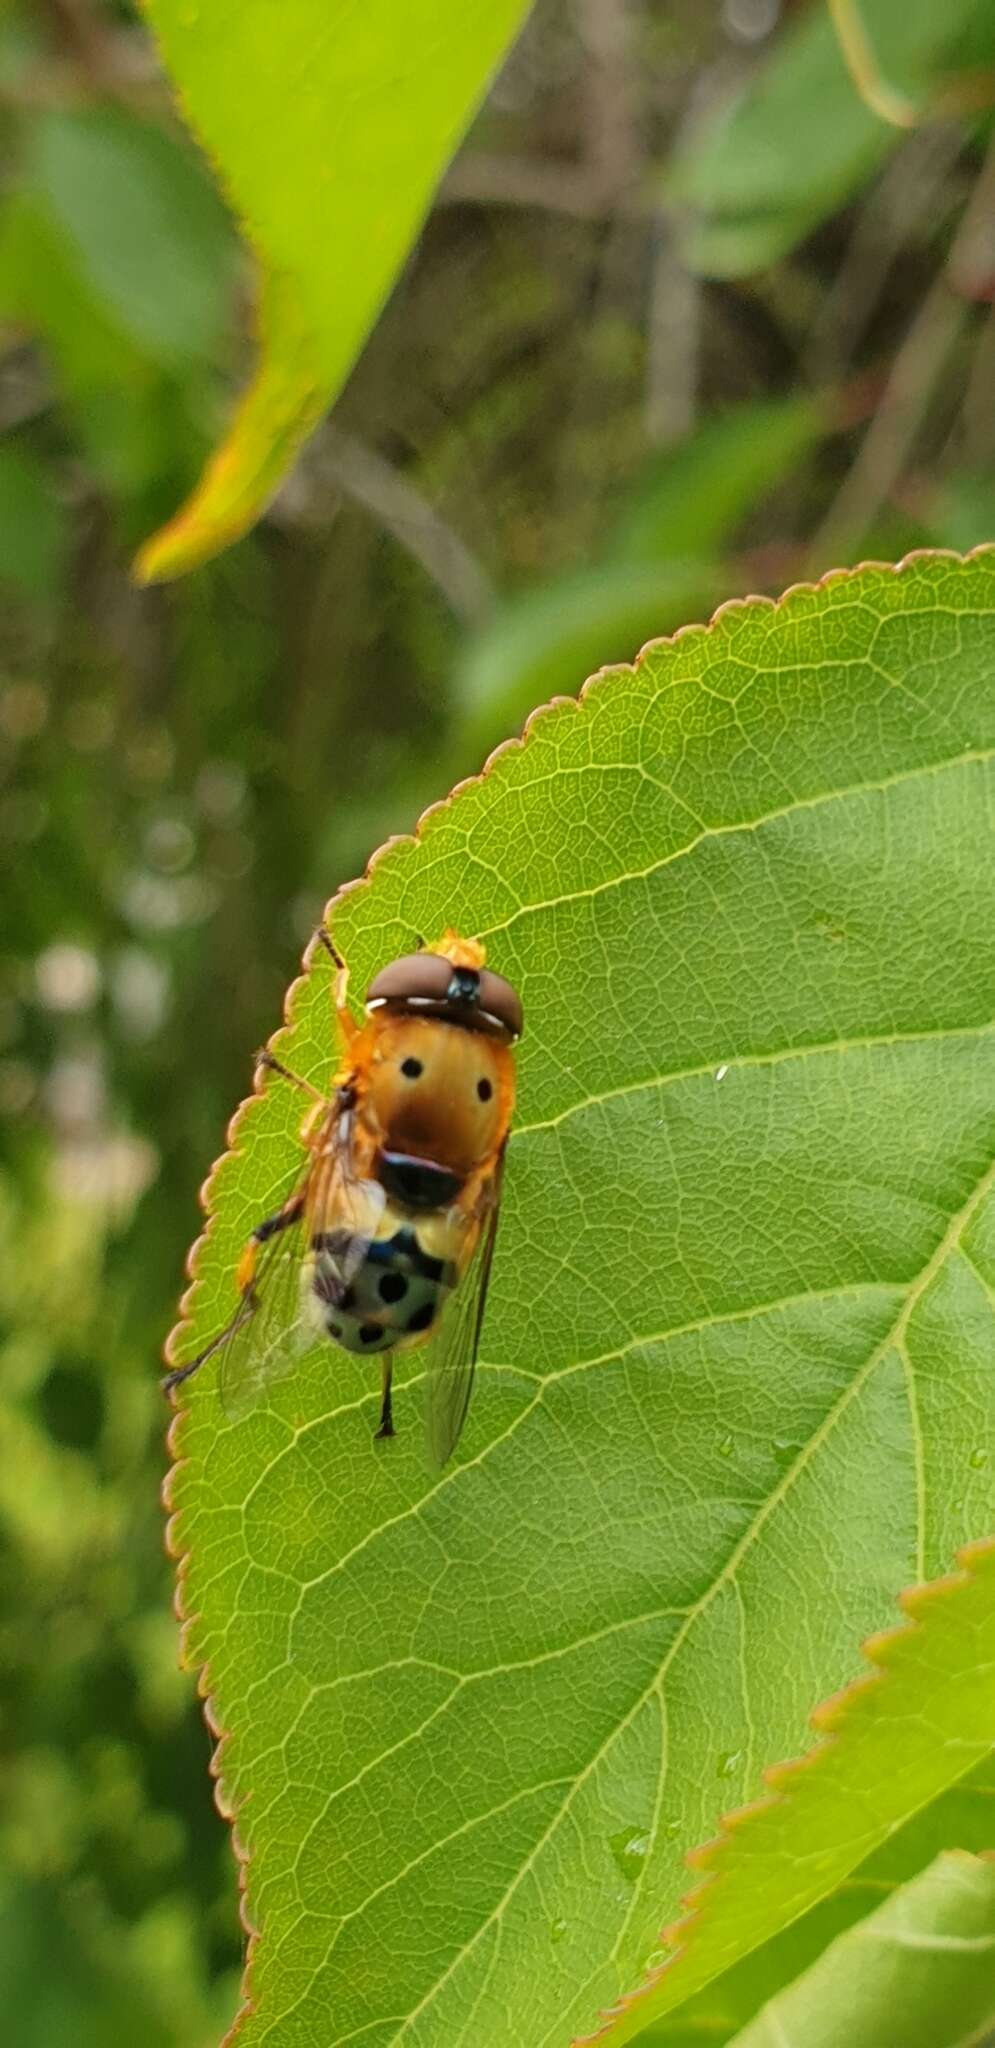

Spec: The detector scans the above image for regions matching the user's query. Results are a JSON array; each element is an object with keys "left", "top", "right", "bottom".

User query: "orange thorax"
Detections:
[{"left": 355, "top": 1013, "right": 514, "bottom": 1178}]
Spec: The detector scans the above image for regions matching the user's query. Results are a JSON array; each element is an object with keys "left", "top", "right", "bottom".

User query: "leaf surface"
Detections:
[
  {"left": 166, "top": 551, "right": 995, "bottom": 2047},
  {"left": 32, "top": 107, "right": 234, "bottom": 368},
  {"left": 640, "top": 1752, "right": 995, "bottom": 2046},
  {"left": 727, "top": 1850, "right": 995, "bottom": 2048},
  {"left": 134, "top": 0, "right": 532, "bottom": 579},
  {"left": 599, "top": 1541, "right": 995, "bottom": 2043}
]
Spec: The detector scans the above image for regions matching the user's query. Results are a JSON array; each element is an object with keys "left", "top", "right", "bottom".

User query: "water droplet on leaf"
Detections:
[{"left": 609, "top": 1827, "right": 651, "bottom": 1882}]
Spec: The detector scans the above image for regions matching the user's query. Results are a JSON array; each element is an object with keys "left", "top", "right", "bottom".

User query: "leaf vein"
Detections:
[{"left": 476, "top": 749, "right": 992, "bottom": 942}]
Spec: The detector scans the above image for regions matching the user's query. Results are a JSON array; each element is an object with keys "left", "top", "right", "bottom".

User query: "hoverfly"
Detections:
[{"left": 163, "top": 929, "right": 522, "bottom": 1467}]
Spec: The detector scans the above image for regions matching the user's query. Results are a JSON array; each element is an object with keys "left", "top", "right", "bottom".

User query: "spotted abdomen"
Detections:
[{"left": 308, "top": 1222, "right": 455, "bottom": 1356}]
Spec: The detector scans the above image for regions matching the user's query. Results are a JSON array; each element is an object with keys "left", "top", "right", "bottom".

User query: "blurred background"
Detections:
[{"left": 1, "top": 0, "right": 994, "bottom": 2041}]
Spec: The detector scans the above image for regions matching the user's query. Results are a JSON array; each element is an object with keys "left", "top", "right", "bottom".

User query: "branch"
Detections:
[{"left": 273, "top": 428, "right": 494, "bottom": 627}]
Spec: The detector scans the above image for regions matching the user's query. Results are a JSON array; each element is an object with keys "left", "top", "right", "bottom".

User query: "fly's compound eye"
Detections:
[{"left": 366, "top": 952, "right": 522, "bottom": 1040}]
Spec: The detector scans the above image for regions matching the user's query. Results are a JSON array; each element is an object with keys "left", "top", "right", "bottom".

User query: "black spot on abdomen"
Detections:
[
  {"left": 407, "top": 1300, "right": 435, "bottom": 1334},
  {"left": 379, "top": 1272, "right": 407, "bottom": 1304}
]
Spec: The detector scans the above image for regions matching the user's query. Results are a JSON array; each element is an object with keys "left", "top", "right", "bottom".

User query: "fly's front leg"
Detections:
[
  {"left": 255, "top": 1050, "right": 341, "bottom": 1156},
  {"left": 161, "top": 1190, "right": 305, "bottom": 1395},
  {"left": 254, "top": 1056, "right": 327, "bottom": 1122},
  {"left": 314, "top": 925, "right": 358, "bottom": 1056},
  {"left": 255, "top": 1048, "right": 325, "bottom": 1103},
  {"left": 374, "top": 1355, "right": 395, "bottom": 1441}
]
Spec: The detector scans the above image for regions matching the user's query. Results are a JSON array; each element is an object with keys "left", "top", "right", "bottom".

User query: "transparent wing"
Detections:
[
  {"left": 423, "top": 1149, "right": 505, "bottom": 1470},
  {"left": 220, "top": 1127, "right": 386, "bottom": 1422},
  {"left": 218, "top": 1197, "right": 314, "bottom": 1421}
]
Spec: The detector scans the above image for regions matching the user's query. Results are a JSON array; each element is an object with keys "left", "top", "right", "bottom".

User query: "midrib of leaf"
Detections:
[
  {"left": 367, "top": 1155, "right": 995, "bottom": 2047},
  {"left": 721, "top": 1850, "right": 995, "bottom": 2048}
]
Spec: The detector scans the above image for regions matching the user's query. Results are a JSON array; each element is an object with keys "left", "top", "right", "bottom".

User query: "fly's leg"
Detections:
[
  {"left": 314, "top": 925, "right": 357, "bottom": 1054},
  {"left": 161, "top": 1191, "right": 305, "bottom": 1395},
  {"left": 314, "top": 923, "right": 344, "bottom": 975},
  {"left": 256, "top": 1050, "right": 338, "bottom": 1154},
  {"left": 161, "top": 1299, "right": 253, "bottom": 1394},
  {"left": 374, "top": 1355, "right": 395, "bottom": 1441},
  {"left": 255, "top": 1048, "right": 325, "bottom": 1102}
]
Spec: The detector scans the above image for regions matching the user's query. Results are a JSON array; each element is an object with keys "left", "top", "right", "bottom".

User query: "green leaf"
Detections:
[
  {"left": 640, "top": 1752, "right": 995, "bottom": 2045},
  {"left": 0, "top": 192, "right": 140, "bottom": 395},
  {"left": 0, "top": 446, "right": 65, "bottom": 606},
  {"left": 456, "top": 560, "right": 724, "bottom": 763},
  {"left": 0, "top": 191, "right": 207, "bottom": 513},
  {"left": 32, "top": 108, "right": 234, "bottom": 368},
  {"left": 166, "top": 551, "right": 995, "bottom": 2048},
  {"left": 671, "top": 0, "right": 984, "bottom": 278},
  {"left": 134, "top": 0, "right": 533, "bottom": 580},
  {"left": 604, "top": 1541, "right": 995, "bottom": 2044},
  {"left": 458, "top": 397, "right": 826, "bottom": 766},
  {"left": 930, "top": 473, "right": 995, "bottom": 556},
  {"left": 725, "top": 1852, "right": 995, "bottom": 2048},
  {"left": 607, "top": 397, "right": 826, "bottom": 564}
]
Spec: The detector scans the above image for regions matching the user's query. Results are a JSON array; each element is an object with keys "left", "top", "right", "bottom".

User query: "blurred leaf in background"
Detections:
[
  {"left": 723, "top": 1851, "right": 995, "bottom": 2048},
  {"left": 1, "top": 0, "right": 995, "bottom": 2043},
  {"left": 669, "top": 0, "right": 995, "bottom": 275},
  {"left": 0, "top": 443, "right": 65, "bottom": 604}
]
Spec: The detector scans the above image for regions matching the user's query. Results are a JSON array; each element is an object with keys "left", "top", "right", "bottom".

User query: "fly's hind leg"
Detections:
[
  {"left": 374, "top": 1355, "right": 395, "bottom": 1441},
  {"left": 161, "top": 1190, "right": 305, "bottom": 1396}
]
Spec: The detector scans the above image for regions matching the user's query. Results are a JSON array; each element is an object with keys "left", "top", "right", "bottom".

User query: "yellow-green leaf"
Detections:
[
  {"left": 135, "top": 0, "right": 533, "bottom": 581},
  {"left": 726, "top": 1851, "right": 995, "bottom": 2048},
  {"left": 640, "top": 1751, "right": 995, "bottom": 2045},
  {"left": 598, "top": 1543, "right": 995, "bottom": 2043}
]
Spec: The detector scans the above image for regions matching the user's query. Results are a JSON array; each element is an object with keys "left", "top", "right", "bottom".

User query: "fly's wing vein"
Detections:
[
  {"left": 422, "top": 1148, "right": 505, "bottom": 1469},
  {"left": 219, "top": 1168, "right": 388, "bottom": 1422},
  {"left": 218, "top": 1188, "right": 315, "bottom": 1420}
]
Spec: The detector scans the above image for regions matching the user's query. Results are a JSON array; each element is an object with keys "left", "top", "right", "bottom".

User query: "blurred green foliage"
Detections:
[
  {"left": 1, "top": 1, "right": 994, "bottom": 2042},
  {"left": 134, "top": 0, "right": 534, "bottom": 575}
]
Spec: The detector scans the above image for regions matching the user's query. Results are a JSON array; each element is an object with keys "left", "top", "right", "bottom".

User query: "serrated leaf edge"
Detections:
[
  {"left": 161, "top": 544, "right": 994, "bottom": 2046},
  {"left": 571, "top": 1538, "right": 995, "bottom": 2045}
]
